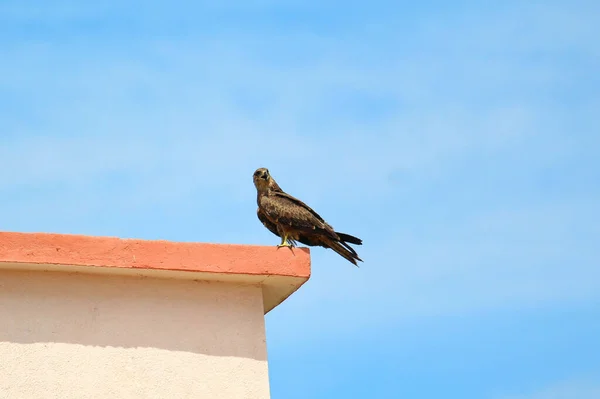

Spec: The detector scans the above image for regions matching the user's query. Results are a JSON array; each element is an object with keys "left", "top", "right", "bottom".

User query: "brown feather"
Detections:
[{"left": 321, "top": 238, "right": 362, "bottom": 267}]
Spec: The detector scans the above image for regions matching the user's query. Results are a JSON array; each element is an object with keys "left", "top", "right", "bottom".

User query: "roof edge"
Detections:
[{"left": 0, "top": 231, "right": 311, "bottom": 278}]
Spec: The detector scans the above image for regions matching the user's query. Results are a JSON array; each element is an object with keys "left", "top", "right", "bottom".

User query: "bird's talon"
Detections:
[{"left": 277, "top": 235, "right": 293, "bottom": 248}]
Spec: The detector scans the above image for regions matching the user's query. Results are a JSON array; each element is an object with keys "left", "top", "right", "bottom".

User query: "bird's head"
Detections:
[{"left": 253, "top": 167, "right": 272, "bottom": 192}]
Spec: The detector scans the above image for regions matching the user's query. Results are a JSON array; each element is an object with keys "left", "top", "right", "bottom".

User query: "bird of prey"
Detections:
[{"left": 253, "top": 167, "right": 363, "bottom": 266}]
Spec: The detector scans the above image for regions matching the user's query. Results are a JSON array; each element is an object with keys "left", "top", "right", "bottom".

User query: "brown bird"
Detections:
[{"left": 253, "top": 167, "right": 363, "bottom": 266}]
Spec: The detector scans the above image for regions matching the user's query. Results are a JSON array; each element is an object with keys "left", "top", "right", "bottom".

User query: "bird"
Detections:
[{"left": 253, "top": 167, "right": 363, "bottom": 266}]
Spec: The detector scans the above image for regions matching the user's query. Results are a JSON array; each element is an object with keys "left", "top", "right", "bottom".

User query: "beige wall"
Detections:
[{"left": 0, "top": 270, "right": 270, "bottom": 399}]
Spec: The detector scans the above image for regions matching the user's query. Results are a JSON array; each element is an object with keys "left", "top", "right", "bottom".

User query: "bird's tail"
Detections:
[
  {"left": 336, "top": 232, "right": 362, "bottom": 245},
  {"left": 327, "top": 239, "right": 363, "bottom": 267}
]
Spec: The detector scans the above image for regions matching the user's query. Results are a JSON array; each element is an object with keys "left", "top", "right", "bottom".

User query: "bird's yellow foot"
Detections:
[{"left": 277, "top": 236, "right": 292, "bottom": 248}]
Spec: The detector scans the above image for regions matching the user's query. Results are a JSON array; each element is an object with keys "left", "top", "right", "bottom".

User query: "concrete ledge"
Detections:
[{"left": 0, "top": 231, "right": 311, "bottom": 314}]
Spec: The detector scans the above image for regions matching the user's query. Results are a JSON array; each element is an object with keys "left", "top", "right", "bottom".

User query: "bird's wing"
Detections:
[
  {"left": 257, "top": 207, "right": 279, "bottom": 237},
  {"left": 273, "top": 191, "right": 327, "bottom": 224},
  {"left": 260, "top": 203, "right": 333, "bottom": 248},
  {"left": 260, "top": 192, "right": 339, "bottom": 240}
]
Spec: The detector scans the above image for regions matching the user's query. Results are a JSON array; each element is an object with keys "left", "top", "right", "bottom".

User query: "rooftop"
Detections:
[{"left": 0, "top": 231, "right": 311, "bottom": 314}]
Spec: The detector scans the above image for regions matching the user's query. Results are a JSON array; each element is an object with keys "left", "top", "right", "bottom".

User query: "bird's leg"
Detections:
[
  {"left": 275, "top": 224, "right": 293, "bottom": 248},
  {"left": 277, "top": 233, "right": 292, "bottom": 248}
]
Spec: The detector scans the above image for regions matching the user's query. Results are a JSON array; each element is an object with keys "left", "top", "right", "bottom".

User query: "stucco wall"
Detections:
[{"left": 0, "top": 269, "right": 270, "bottom": 398}]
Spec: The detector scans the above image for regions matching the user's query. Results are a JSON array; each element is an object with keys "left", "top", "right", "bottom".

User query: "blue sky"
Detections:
[{"left": 1, "top": 0, "right": 599, "bottom": 397}]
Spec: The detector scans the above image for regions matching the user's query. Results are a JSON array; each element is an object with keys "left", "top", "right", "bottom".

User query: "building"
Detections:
[{"left": 0, "top": 231, "right": 311, "bottom": 398}]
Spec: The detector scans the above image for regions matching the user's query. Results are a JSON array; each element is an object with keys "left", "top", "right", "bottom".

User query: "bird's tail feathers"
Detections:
[
  {"left": 336, "top": 232, "right": 362, "bottom": 245},
  {"left": 327, "top": 239, "right": 363, "bottom": 267},
  {"left": 339, "top": 240, "right": 359, "bottom": 257}
]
